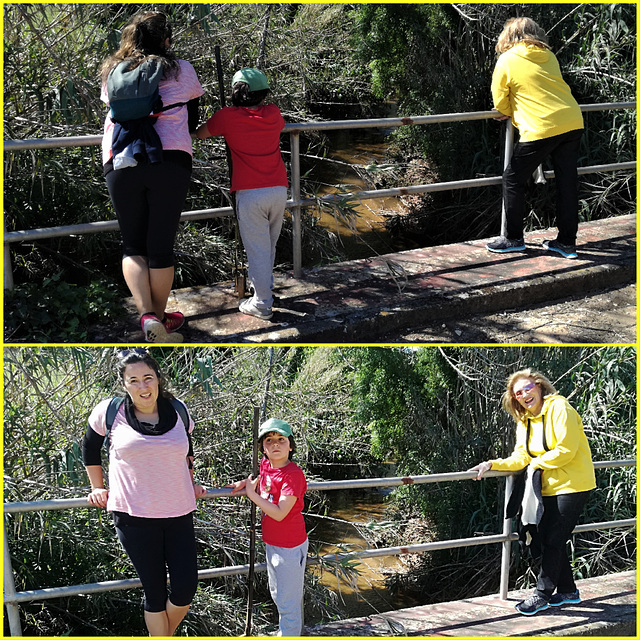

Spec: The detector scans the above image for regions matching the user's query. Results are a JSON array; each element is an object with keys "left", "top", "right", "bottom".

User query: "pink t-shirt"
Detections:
[
  {"left": 101, "top": 59, "right": 204, "bottom": 165},
  {"left": 89, "top": 398, "right": 196, "bottom": 518},
  {"left": 259, "top": 456, "right": 307, "bottom": 548},
  {"left": 205, "top": 104, "right": 288, "bottom": 192}
]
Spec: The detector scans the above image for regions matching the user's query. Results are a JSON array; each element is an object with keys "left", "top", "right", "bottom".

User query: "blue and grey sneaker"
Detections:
[
  {"left": 549, "top": 589, "right": 581, "bottom": 607},
  {"left": 542, "top": 238, "right": 578, "bottom": 259},
  {"left": 486, "top": 236, "right": 526, "bottom": 253},
  {"left": 515, "top": 594, "right": 550, "bottom": 616}
]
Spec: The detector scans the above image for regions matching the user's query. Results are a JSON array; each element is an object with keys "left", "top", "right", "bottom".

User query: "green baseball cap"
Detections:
[
  {"left": 232, "top": 68, "right": 270, "bottom": 92},
  {"left": 258, "top": 418, "right": 292, "bottom": 439}
]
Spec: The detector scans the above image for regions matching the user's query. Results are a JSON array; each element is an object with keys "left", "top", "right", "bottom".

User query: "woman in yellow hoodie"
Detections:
[
  {"left": 486, "top": 18, "right": 584, "bottom": 259},
  {"left": 470, "top": 368, "right": 596, "bottom": 616}
]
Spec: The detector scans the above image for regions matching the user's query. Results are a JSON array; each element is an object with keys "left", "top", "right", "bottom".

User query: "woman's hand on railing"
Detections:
[
  {"left": 491, "top": 108, "right": 510, "bottom": 121},
  {"left": 87, "top": 488, "right": 109, "bottom": 508},
  {"left": 468, "top": 461, "right": 492, "bottom": 480},
  {"left": 193, "top": 483, "right": 207, "bottom": 499}
]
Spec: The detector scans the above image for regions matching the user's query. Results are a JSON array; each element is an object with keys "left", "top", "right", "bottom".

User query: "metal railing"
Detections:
[
  {"left": 3, "top": 458, "right": 635, "bottom": 637},
  {"left": 3, "top": 102, "right": 635, "bottom": 289}
]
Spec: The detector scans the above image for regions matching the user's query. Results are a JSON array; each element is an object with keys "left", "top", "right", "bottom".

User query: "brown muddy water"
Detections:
[
  {"left": 304, "top": 128, "right": 407, "bottom": 260},
  {"left": 308, "top": 487, "right": 421, "bottom": 619}
]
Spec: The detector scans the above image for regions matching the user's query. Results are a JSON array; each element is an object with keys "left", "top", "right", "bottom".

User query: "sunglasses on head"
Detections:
[
  {"left": 514, "top": 381, "right": 537, "bottom": 398},
  {"left": 118, "top": 347, "right": 149, "bottom": 358}
]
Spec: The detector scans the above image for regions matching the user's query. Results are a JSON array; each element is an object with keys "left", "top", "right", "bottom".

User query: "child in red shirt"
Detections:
[
  {"left": 195, "top": 68, "right": 288, "bottom": 321},
  {"left": 230, "top": 418, "right": 307, "bottom": 636}
]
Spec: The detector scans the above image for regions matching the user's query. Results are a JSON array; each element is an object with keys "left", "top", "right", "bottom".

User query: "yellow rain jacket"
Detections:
[
  {"left": 490, "top": 394, "right": 596, "bottom": 496},
  {"left": 491, "top": 42, "right": 584, "bottom": 142}
]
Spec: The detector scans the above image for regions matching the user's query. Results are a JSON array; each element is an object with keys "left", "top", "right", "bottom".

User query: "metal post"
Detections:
[
  {"left": 500, "top": 119, "right": 514, "bottom": 238},
  {"left": 4, "top": 215, "right": 14, "bottom": 290},
  {"left": 4, "top": 520, "right": 23, "bottom": 636},
  {"left": 499, "top": 474, "right": 514, "bottom": 600},
  {"left": 289, "top": 131, "right": 302, "bottom": 278}
]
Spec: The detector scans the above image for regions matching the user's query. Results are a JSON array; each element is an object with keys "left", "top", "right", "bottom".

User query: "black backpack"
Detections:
[
  {"left": 107, "top": 58, "right": 186, "bottom": 123},
  {"left": 104, "top": 396, "right": 190, "bottom": 450}
]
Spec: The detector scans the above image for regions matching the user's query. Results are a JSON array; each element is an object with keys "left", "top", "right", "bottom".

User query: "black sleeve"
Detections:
[
  {"left": 81, "top": 424, "right": 105, "bottom": 466},
  {"left": 187, "top": 97, "right": 200, "bottom": 133},
  {"left": 187, "top": 429, "right": 194, "bottom": 459}
]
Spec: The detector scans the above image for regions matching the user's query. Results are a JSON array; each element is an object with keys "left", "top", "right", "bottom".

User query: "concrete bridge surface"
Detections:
[
  {"left": 122, "top": 214, "right": 635, "bottom": 343},
  {"left": 310, "top": 570, "right": 636, "bottom": 636}
]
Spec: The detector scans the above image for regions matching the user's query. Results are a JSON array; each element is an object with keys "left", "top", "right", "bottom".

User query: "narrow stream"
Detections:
[
  {"left": 304, "top": 127, "right": 407, "bottom": 260},
  {"left": 309, "top": 487, "right": 421, "bottom": 619}
]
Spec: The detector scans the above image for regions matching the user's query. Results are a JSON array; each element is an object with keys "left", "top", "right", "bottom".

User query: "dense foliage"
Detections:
[
  {"left": 354, "top": 3, "right": 636, "bottom": 244},
  {"left": 4, "top": 346, "right": 635, "bottom": 635},
  {"left": 4, "top": 4, "right": 636, "bottom": 340}
]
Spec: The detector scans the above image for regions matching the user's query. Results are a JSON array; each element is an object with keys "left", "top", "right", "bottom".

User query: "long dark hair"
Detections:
[
  {"left": 116, "top": 348, "right": 174, "bottom": 399},
  {"left": 100, "top": 11, "right": 179, "bottom": 83}
]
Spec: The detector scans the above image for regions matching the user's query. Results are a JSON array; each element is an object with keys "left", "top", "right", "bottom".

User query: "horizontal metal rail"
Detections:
[
  {"left": 4, "top": 459, "right": 634, "bottom": 513},
  {"left": 3, "top": 459, "right": 635, "bottom": 635},
  {"left": 3, "top": 102, "right": 633, "bottom": 151},
  {"left": 6, "top": 517, "right": 636, "bottom": 607},
  {"left": 4, "top": 159, "right": 634, "bottom": 245},
  {"left": 3, "top": 102, "right": 635, "bottom": 288}
]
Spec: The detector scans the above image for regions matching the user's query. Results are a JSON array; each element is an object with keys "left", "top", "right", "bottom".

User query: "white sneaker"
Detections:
[
  {"left": 239, "top": 298, "right": 273, "bottom": 320},
  {"left": 141, "top": 313, "right": 183, "bottom": 343}
]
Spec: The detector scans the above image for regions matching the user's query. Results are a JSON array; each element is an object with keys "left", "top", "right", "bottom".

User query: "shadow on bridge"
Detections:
[
  {"left": 119, "top": 214, "right": 635, "bottom": 344},
  {"left": 311, "top": 570, "right": 636, "bottom": 637}
]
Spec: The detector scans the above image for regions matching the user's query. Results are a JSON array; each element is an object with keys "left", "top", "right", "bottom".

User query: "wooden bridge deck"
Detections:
[
  {"left": 310, "top": 570, "right": 636, "bottom": 637},
  {"left": 119, "top": 214, "right": 635, "bottom": 344}
]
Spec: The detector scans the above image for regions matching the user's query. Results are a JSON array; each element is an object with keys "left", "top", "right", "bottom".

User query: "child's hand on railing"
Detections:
[
  {"left": 244, "top": 474, "right": 259, "bottom": 499},
  {"left": 227, "top": 479, "right": 247, "bottom": 496}
]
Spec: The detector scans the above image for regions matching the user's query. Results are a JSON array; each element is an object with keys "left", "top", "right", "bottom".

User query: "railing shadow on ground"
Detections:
[{"left": 3, "top": 459, "right": 636, "bottom": 636}]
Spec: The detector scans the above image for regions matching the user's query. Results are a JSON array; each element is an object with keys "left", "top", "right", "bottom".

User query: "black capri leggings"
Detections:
[
  {"left": 114, "top": 511, "right": 198, "bottom": 612},
  {"left": 105, "top": 159, "right": 191, "bottom": 269}
]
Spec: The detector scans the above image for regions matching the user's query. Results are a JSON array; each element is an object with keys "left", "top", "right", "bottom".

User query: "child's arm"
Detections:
[
  {"left": 193, "top": 122, "right": 212, "bottom": 140},
  {"left": 227, "top": 478, "right": 248, "bottom": 496},
  {"left": 244, "top": 474, "right": 297, "bottom": 522}
]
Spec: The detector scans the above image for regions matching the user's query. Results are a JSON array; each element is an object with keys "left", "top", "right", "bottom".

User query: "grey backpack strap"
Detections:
[
  {"left": 105, "top": 397, "right": 189, "bottom": 450},
  {"left": 169, "top": 397, "right": 190, "bottom": 434},
  {"left": 104, "top": 397, "right": 125, "bottom": 449}
]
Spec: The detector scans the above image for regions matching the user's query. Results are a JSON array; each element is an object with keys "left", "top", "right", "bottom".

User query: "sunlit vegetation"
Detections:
[{"left": 4, "top": 346, "right": 635, "bottom": 635}]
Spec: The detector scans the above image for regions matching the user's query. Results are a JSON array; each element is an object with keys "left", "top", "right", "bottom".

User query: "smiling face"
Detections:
[
  {"left": 261, "top": 431, "right": 292, "bottom": 468},
  {"left": 123, "top": 362, "right": 159, "bottom": 413},
  {"left": 512, "top": 376, "right": 543, "bottom": 416}
]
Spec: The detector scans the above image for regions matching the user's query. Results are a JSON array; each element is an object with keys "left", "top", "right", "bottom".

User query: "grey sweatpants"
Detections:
[
  {"left": 236, "top": 186, "right": 288, "bottom": 310},
  {"left": 266, "top": 538, "right": 308, "bottom": 636}
]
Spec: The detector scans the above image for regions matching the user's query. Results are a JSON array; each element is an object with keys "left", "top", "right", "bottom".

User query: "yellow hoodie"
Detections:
[
  {"left": 491, "top": 42, "right": 584, "bottom": 142},
  {"left": 490, "top": 394, "right": 596, "bottom": 496}
]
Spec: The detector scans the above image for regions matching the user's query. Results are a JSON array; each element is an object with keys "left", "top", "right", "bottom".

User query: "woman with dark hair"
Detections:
[
  {"left": 82, "top": 348, "right": 206, "bottom": 635},
  {"left": 100, "top": 12, "right": 204, "bottom": 342},
  {"left": 486, "top": 17, "right": 584, "bottom": 259},
  {"left": 470, "top": 368, "right": 596, "bottom": 616},
  {"left": 194, "top": 68, "right": 288, "bottom": 320}
]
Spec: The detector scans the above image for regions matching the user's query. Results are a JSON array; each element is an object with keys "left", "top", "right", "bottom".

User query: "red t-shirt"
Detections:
[
  {"left": 259, "top": 456, "right": 307, "bottom": 548},
  {"left": 205, "top": 104, "right": 288, "bottom": 193}
]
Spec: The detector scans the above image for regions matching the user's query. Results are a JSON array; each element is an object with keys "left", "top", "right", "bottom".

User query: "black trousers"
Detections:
[
  {"left": 105, "top": 159, "right": 191, "bottom": 269},
  {"left": 503, "top": 129, "right": 583, "bottom": 245},
  {"left": 535, "top": 490, "right": 590, "bottom": 599},
  {"left": 114, "top": 511, "right": 198, "bottom": 612}
]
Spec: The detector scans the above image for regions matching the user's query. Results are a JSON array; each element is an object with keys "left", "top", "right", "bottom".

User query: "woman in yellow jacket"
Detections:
[
  {"left": 470, "top": 368, "right": 596, "bottom": 616},
  {"left": 486, "top": 18, "right": 584, "bottom": 259}
]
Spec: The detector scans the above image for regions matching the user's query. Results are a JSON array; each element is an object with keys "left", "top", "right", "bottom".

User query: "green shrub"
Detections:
[{"left": 4, "top": 273, "right": 122, "bottom": 342}]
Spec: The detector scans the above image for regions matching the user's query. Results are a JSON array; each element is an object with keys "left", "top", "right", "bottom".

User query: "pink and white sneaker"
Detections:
[
  {"left": 140, "top": 313, "right": 183, "bottom": 343},
  {"left": 162, "top": 311, "right": 185, "bottom": 333}
]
